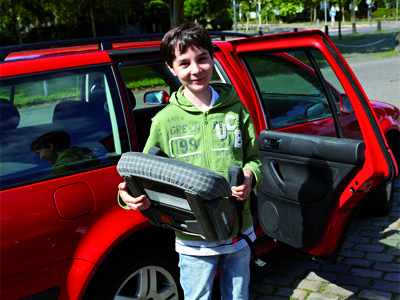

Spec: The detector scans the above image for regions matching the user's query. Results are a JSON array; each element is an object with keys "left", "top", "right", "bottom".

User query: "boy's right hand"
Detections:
[{"left": 118, "top": 182, "right": 151, "bottom": 211}]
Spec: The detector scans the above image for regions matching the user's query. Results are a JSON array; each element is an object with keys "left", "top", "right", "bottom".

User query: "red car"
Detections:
[{"left": 0, "top": 31, "right": 398, "bottom": 300}]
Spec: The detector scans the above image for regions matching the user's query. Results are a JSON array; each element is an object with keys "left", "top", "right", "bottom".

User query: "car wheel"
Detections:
[
  {"left": 85, "top": 251, "right": 183, "bottom": 300},
  {"left": 363, "top": 179, "right": 395, "bottom": 216}
]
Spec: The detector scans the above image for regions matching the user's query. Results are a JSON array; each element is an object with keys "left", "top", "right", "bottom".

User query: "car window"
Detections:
[
  {"left": 0, "top": 67, "right": 128, "bottom": 189},
  {"left": 241, "top": 51, "right": 363, "bottom": 139},
  {"left": 119, "top": 62, "right": 226, "bottom": 152},
  {"left": 242, "top": 52, "right": 335, "bottom": 134},
  {"left": 121, "top": 65, "right": 170, "bottom": 110},
  {"left": 294, "top": 50, "right": 363, "bottom": 140},
  {"left": 121, "top": 63, "right": 224, "bottom": 110}
]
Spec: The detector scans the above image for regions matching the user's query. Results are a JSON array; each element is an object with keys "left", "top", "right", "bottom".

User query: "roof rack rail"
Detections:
[{"left": 0, "top": 32, "right": 252, "bottom": 62}]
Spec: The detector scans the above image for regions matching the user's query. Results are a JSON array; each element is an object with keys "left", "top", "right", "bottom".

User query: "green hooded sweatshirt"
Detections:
[
  {"left": 121, "top": 83, "right": 263, "bottom": 241},
  {"left": 52, "top": 146, "right": 99, "bottom": 175}
]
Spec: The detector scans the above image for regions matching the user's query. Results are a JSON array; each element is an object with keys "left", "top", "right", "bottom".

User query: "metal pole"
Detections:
[
  {"left": 369, "top": 5, "right": 372, "bottom": 25},
  {"left": 352, "top": 0, "right": 356, "bottom": 34},
  {"left": 325, "top": 1, "right": 327, "bottom": 25},
  {"left": 234, "top": 0, "right": 237, "bottom": 32}
]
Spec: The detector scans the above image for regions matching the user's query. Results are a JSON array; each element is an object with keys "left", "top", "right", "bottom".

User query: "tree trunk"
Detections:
[
  {"left": 90, "top": 4, "right": 97, "bottom": 37},
  {"left": 314, "top": 6, "right": 317, "bottom": 22},
  {"left": 310, "top": 4, "right": 313, "bottom": 25},
  {"left": 338, "top": 0, "right": 342, "bottom": 39},
  {"left": 36, "top": 16, "right": 43, "bottom": 41},
  {"left": 169, "top": 0, "right": 173, "bottom": 28},
  {"left": 10, "top": 0, "right": 23, "bottom": 44},
  {"left": 171, "top": 0, "right": 184, "bottom": 28},
  {"left": 351, "top": 0, "right": 356, "bottom": 34},
  {"left": 172, "top": 0, "right": 178, "bottom": 27}
]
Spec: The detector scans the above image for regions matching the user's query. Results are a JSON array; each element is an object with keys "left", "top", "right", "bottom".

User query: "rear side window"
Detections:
[
  {"left": 241, "top": 51, "right": 363, "bottom": 140},
  {"left": 0, "top": 66, "right": 128, "bottom": 189},
  {"left": 242, "top": 52, "right": 335, "bottom": 132}
]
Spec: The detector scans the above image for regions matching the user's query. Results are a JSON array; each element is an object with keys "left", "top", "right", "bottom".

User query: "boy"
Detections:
[
  {"left": 118, "top": 22, "right": 263, "bottom": 300},
  {"left": 31, "top": 130, "right": 99, "bottom": 175}
]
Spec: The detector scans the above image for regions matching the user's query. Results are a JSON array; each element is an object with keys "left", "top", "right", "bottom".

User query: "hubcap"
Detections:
[{"left": 114, "top": 266, "right": 179, "bottom": 300}]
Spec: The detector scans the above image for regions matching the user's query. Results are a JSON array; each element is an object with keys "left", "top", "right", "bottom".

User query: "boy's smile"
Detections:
[{"left": 168, "top": 46, "right": 214, "bottom": 107}]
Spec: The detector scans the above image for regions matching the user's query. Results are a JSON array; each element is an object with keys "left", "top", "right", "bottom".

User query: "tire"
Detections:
[{"left": 85, "top": 250, "right": 183, "bottom": 300}]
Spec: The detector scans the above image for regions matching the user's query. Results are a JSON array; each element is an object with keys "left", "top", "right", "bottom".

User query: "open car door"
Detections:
[{"left": 219, "top": 30, "right": 397, "bottom": 263}]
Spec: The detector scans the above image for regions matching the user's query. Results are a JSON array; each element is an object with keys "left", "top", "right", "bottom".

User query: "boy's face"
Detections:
[
  {"left": 168, "top": 46, "right": 213, "bottom": 95},
  {"left": 35, "top": 143, "right": 58, "bottom": 164}
]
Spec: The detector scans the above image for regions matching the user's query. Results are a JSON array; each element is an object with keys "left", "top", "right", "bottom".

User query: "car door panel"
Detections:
[
  {"left": 219, "top": 30, "right": 396, "bottom": 261},
  {"left": 258, "top": 131, "right": 365, "bottom": 248}
]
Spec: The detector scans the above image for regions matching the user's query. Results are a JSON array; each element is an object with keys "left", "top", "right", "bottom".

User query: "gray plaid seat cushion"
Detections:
[{"left": 117, "top": 152, "right": 232, "bottom": 200}]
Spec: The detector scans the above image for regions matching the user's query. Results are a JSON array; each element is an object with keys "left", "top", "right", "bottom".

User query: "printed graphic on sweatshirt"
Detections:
[
  {"left": 168, "top": 135, "right": 201, "bottom": 158},
  {"left": 214, "top": 115, "right": 242, "bottom": 150}
]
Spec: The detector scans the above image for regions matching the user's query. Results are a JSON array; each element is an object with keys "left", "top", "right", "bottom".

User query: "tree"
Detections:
[
  {"left": 184, "top": 0, "right": 208, "bottom": 22},
  {"left": 170, "top": 0, "right": 184, "bottom": 28},
  {"left": 145, "top": 0, "right": 169, "bottom": 32}
]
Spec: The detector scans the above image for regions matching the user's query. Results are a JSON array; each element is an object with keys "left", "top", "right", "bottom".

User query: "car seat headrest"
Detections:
[
  {"left": 126, "top": 87, "right": 136, "bottom": 109},
  {"left": 0, "top": 98, "right": 20, "bottom": 133}
]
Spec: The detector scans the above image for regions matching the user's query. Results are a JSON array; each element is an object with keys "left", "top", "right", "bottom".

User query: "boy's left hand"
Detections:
[{"left": 231, "top": 169, "right": 254, "bottom": 201}]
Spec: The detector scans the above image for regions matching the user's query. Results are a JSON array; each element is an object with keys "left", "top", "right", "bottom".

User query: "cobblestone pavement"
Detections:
[{"left": 249, "top": 179, "right": 400, "bottom": 300}]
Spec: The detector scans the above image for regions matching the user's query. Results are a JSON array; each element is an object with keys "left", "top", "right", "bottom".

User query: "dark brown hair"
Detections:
[
  {"left": 160, "top": 22, "right": 214, "bottom": 68},
  {"left": 30, "top": 130, "right": 70, "bottom": 152}
]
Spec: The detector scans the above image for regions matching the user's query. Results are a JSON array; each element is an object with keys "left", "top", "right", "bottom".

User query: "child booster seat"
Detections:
[
  {"left": 117, "top": 148, "right": 266, "bottom": 266},
  {"left": 117, "top": 149, "right": 242, "bottom": 242}
]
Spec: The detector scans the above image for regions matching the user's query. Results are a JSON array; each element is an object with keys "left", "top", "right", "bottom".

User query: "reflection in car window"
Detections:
[
  {"left": 0, "top": 67, "right": 128, "bottom": 189},
  {"left": 121, "top": 65, "right": 169, "bottom": 111},
  {"left": 242, "top": 52, "right": 335, "bottom": 135},
  {"left": 288, "top": 50, "right": 363, "bottom": 140},
  {"left": 241, "top": 51, "right": 363, "bottom": 140}
]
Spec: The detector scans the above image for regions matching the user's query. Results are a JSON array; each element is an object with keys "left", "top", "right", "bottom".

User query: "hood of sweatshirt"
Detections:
[{"left": 169, "top": 83, "right": 241, "bottom": 112}]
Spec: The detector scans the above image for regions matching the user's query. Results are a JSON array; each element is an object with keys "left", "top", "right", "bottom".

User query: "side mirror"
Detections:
[
  {"left": 340, "top": 93, "right": 353, "bottom": 113},
  {"left": 143, "top": 90, "right": 169, "bottom": 105}
]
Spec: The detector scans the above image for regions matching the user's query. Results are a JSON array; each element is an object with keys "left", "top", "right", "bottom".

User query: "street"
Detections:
[{"left": 347, "top": 56, "right": 399, "bottom": 108}]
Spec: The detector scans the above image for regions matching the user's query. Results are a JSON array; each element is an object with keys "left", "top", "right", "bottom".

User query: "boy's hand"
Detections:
[
  {"left": 231, "top": 169, "right": 253, "bottom": 201},
  {"left": 118, "top": 182, "right": 151, "bottom": 211}
]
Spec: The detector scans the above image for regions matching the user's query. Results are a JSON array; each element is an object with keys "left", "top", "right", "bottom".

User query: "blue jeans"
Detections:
[{"left": 178, "top": 246, "right": 251, "bottom": 300}]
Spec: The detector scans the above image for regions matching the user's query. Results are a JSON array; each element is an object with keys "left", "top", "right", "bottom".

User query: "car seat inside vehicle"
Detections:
[{"left": 0, "top": 98, "right": 20, "bottom": 136}]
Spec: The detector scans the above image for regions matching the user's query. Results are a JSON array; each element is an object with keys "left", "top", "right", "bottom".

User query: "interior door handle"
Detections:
[
  {"left": 262, "top": 138, "right": 282, "bottom": 149},
  {"left": 268, "top": 160, "right": 285, "bottom": 193}
]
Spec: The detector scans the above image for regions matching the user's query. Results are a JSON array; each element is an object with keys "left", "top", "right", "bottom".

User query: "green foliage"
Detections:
[
  {"left": 0, "top": 0, "right": 171, "bottom": 45},
  {"left": 143, "top": 0, "right": 170, "bottom": 33},
  {"left": 183, "top": 0, "right": 232, "bottom": 30},
  {"left": 184, "top": 0, "right": 208, "bottom": 21},
  {"left": 371, "top": 7, "right": 396, "bottom": 18}
]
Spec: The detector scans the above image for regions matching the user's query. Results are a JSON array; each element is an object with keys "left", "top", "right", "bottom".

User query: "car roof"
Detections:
[
  {"left": 0, "top": 32, "right": 252, "bottom": 78},
  {"left": 1, "top": 32, "right": 251, "bottom": 62}
]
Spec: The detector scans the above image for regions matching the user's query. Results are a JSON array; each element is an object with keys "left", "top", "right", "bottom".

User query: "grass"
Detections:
[
  {"left": 122, "top": 66, "right": 167, "bottom": 91},
  {"left": 329, "top": 30, "right": 399, "bottom": 61},
  {"left": 0, "top": 86, "right": 80, "bottom": 109}
]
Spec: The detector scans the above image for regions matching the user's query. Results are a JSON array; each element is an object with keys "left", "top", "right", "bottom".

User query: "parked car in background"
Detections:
[{"left": 0, "top": 30, "right": 398, "bottom": 300}]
